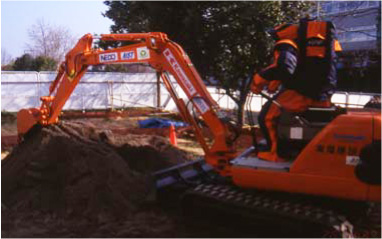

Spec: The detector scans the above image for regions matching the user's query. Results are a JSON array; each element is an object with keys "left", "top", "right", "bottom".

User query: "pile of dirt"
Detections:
[{"left": 2, "top": 121, "right": 189, "bottom": 219}]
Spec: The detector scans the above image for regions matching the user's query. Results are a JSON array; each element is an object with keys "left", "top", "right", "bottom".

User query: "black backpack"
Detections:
[{"left": 288, "top": 19, "right": 339, "bottom": 101}]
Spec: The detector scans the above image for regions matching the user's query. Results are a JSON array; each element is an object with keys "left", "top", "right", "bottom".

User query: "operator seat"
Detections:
[{"left": 277, "top": 106, "right": 346, "bottom": 159}]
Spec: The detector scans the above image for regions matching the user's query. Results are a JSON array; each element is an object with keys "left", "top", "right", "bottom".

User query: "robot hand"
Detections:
[
  {"left": 251, "top": 74, "right": 268, "bottom": 94},
  {"left": 267, "top": 80, "right": 281, "bottom": 94}
]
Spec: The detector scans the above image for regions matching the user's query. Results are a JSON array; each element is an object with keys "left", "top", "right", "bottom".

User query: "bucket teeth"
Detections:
[{"left": 154, "top": 158, "right": 214, "bottom": 189}]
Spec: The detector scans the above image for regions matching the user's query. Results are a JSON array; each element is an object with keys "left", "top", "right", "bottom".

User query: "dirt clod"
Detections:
[{"left": 2, "top": 121, "right": 189, "bottom": 237}]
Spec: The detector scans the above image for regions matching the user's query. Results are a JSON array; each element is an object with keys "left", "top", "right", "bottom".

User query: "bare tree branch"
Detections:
[
  {"left": 1, "top": 48, "right": 13, "bottom": 66},
  {"left": 24, "top": 18, "right": 76, "bottom": 62}
]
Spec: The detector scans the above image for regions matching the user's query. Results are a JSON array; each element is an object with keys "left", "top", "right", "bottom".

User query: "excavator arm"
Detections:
[{"left": 17, "top": 32, "right": 236, "bottom": 175}]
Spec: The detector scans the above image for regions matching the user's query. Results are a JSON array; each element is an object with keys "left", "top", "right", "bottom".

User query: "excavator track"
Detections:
[
  {"left": 351, "top": 202, "right": 381, "bottom": 238},
  {"left": 153, "top": 159, "right": 380, "bottom": 237},
  {"left": 181, "top": 183, "right": 364, "bottom": 238}
]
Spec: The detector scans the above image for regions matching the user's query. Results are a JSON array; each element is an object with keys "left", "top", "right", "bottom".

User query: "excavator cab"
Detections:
[
  {"left": 232, "top": 96, "right": 380, "bottom": 199},
  {"left": 277, "top": 106, "right": 347, "bottom": 159}
]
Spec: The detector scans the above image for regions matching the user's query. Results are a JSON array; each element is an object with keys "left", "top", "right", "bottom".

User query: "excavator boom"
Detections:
[{"left": 17, "top": 32, "right": 236, "bottom": 174}]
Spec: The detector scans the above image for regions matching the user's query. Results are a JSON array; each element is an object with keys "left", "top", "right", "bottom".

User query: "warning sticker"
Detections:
[
  {"left": 346, "top": 155, "right": 360, "bottom": 166},
  {"left": 163, "top": 48, "right": 196, "bottom": 95},
  {"left": 193, "top": 96, "right": 210, "bottom": 114},
  {"left": 290, "top": 127, "right": 303, "bottom": 139}
]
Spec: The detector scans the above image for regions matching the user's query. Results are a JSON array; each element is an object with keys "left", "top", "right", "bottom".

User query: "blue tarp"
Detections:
[{"left": 138, "top": 118, "right": 189, "bottom": 128}]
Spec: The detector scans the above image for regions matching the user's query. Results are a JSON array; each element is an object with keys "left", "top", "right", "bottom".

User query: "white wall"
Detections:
[
  {"left": 1, "top": 71, "right": 379, "bottom": 113},
  {"left": 1, "top": 72, "right": 159, "bottom": 112}
]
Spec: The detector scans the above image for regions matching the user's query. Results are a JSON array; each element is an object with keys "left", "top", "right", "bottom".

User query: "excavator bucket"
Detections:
[
  {"left": 153, "top": 158, "right": 215, "bottom": 190},
  {"left": 17, "top": 108, "right": 41, "bottom": 138}
]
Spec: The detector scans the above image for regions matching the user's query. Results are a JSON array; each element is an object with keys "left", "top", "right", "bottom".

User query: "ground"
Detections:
[
  {"left": 1, "top": 110, "right": 208, "bottom": 160},
  {"left": 1, "top": 109, "right": 258, "bottom": 238},
  {"left": 3, "top": 109, "right": 377, "bottom": 238},
  {"left": 1, "top": 109, "right": 254, "bottom": 159}
]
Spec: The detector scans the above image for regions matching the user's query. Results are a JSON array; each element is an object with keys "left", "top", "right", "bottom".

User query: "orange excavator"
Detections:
[{"left": 17, "top": 32, "right": 381, "bottom": 237}]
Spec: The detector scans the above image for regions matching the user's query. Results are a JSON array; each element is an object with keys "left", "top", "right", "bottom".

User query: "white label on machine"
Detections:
[
  {"left": 290, "top": 127, "right": 303, "bottom": 139},
  {"left": 193, "top": 96, "right": 210, "bottom": 114},
  {"left": 121, "top": 51, "right": 135, "bottom": 60},
  {"left": 137, "top": 47, "right": 150, "bottom": 60},
  {"left": 99, "top": 52, "right": 118, "bottom": 63},
  {"left": 163, "top": 48, "right": 197, "bottom": 95},
  {"left": 346, "top": 156, "right": 360, "bottom": 166}
]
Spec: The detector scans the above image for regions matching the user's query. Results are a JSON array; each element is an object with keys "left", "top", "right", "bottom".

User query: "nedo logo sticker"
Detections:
[{"left": 99, "top": 53, "right": 118, "bottom": 63}]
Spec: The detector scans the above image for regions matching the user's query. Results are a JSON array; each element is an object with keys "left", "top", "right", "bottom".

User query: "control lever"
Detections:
[{"left": 259, "top": 91, "right": 282, "bottom": 108}]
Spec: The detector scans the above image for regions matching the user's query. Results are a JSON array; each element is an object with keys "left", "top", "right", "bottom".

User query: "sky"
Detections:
[{"left": 1, "top": 0, "right": 114, "bottom": 59}]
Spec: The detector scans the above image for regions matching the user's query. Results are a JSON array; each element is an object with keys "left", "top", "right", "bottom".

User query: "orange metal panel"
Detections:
[
  {"left": 231, "top": 110, "right": 381, "bottom": 202},
  {"left": 291, "top": 113, "right": 373, "bottom": 179},
  {"left": 373, "top": 113, "right": 381, "bottom": 141},
  {"left": 231, "top": 166, "right": 380, "bottom": 201}
]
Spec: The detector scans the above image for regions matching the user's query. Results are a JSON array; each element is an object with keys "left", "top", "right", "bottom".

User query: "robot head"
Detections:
[{"left": 267, "top": 23, "right": 298, "bottom": 41}]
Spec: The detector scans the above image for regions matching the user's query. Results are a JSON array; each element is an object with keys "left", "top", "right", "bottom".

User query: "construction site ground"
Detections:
[
  {"left": 1, "top": 110, "right": 254, "bottom": 160},
  {"left": 1, "top": 109, "right": 263, "bottom": 238}
]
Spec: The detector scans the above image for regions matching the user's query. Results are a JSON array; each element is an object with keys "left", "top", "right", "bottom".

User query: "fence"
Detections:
[{"left": 1, "top": 71, "right": 380, "bottom": 113}]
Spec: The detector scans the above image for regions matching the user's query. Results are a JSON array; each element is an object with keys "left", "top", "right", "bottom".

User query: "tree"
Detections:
[
  {"left": 103, "top": 1, "right": 313, "bottom": 126},
  {"left": 32, "top": 55, "right": 57, "bottom": 71},
  {"left": 12, "top": 54, "right": 57, "bottom": 71},
  {"left": 1, "top": 48, "right": 13, "bottom": 66},
  {"left": 25, "top": 19, "right": 76, "bottom": 63},
  {"left": 315, "top": 1, "right": 381, "bottom": 93},
  {"left": 1, "top": 64, "right": 14, "bottom": 71},
  {"left": 13, "top": 54, "right": 34, "bottom": 71},
  {"left": 337, "top": 49, "right": 381, "bottom": 93}
]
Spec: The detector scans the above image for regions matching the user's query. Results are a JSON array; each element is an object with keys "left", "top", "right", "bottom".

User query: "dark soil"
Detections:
[{"left": 1, "top": 121, "right": 192, "bottom": 237}]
